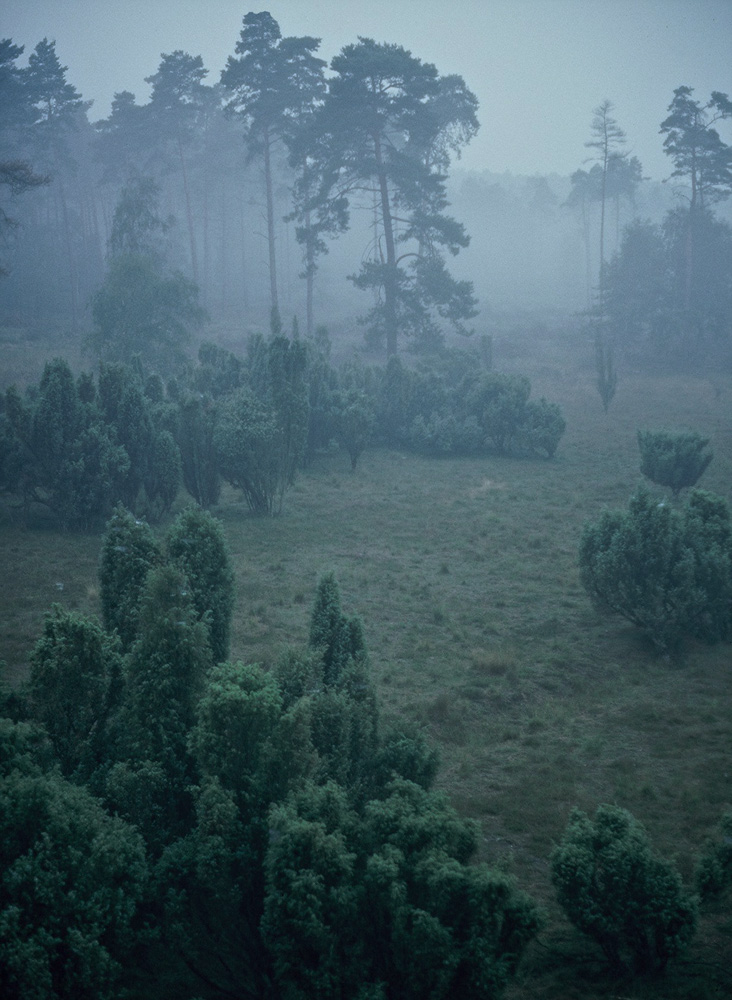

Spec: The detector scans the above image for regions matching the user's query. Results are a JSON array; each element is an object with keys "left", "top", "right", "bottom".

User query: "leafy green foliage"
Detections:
[
  {"left": 336, "top": 364, "right": 376, "bottom": 470},
  {"left": 165, "top": 505, "right": 235, "bottom": 664},
  {"left": 0, "top": 741, "right": 146, "bottom": 1000},
  {"left": 122, "top": 563, "right": 212, "bottom": 766},
  {"left": 552, "top": 804, "right": 697, "bottom": 974},
  {"left": 90, "top": 252, "right": 205, "bottom": 371},
  {"left": 309, "top": 572, "right": 366, "bottom": 685},
  {"left": 579, "top": 487, "right": 732, "bottom": 650},
  {"left": 99, "top": 505, "right": 160, "bottom": 651},
  {"left": 1, "top": 359, "right": 181, "bottom": 528},
  {"left": 215, "top": 387, "right": 284, "bottom": 514},
  {"left": 695, "top": 811, "right": 732, "bottom": 900},
  {"left": 29, "top": 607, "right": 121, "bottom": 778},
  {"left": 2, "top": 359, "right": 129, "bottom": 528},
  {"left": 97, "top": 361, "right": 181, "bottom": 518},
  {"left": 262, "top": 778, "right": 540, "bottom": 999},
  {"left": 638, "top": 428, "right": 713, "bottom": 496}
]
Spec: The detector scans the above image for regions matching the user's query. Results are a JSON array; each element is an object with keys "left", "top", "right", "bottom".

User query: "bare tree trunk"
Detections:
[
  {"left": 177, "top": 134, "right": 199, "bottom": 285},
  {"left": 263, "top": 127, "right": 278, "bottom": 313},
  {"left": 220, "top": 180, "right": 228, "bottom": 313},
  {"left": 54, "top": 164, "right": 78, "bottom": 329},
  {"left": 305, "top": 205, "right": 314, "bottom": 336},
  {"left": 374, "top": 132, "right": 398, "bottom": 357}
]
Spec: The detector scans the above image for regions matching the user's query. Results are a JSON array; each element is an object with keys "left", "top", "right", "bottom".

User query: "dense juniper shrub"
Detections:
[
  {"left": 552, "top": 804, "right": 697, "bottom": 975},
  {"left": 368, "top": 352, "right": 566, "bottom": 458},
  {"left": 579, "top": 487, "right": 732, "bottom": 651},
  {"left": 638, "top": 428, "right": 713, "bottom": 496},
  {"left": 7, "top": 548, "right": 542, "bottom": 1000},
  {"left": 1, "top": 358, "right": 180, "bottom": 528}
]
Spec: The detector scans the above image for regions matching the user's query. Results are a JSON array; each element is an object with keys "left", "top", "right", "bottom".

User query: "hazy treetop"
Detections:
[{"left": 4, "top": 0, "right": 732, "bottom": 179}]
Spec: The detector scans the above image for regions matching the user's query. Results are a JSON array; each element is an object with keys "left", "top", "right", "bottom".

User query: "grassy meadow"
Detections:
[{"left": 2, "top": 322, "right": 732, "bottom": 998}]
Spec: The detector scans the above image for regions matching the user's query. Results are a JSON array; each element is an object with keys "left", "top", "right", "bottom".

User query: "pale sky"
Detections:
[{"left": 4, "top": 0, "right": 732, "bottom": 180}]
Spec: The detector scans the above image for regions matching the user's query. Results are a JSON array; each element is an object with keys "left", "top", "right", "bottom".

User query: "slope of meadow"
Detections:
[{"left": 2, "top": 324, "right": 731, "bottom": 998}]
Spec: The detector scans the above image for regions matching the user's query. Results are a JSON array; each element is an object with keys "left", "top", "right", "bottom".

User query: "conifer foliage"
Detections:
[
  {"left": 4, "top": 533, "right": 543, "bottom": 999},
  {"left": 579, "top": 486, "right": 732, "bottom": 650},
  {"left": 552, "top": 804, "right": 697, "bottom": 974}
]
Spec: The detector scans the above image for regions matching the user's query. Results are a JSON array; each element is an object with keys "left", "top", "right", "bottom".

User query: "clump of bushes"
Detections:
[
  {"left": 552, "top": 804, "right": 697, "bottom": 974},
  {"left": 370, "top": 353, "right": 565, "bottom": 458},
  {"left": 6, "top": 528, "right": 542, "bottom": 1000},
  {"left": 579, "top": 487, "right": 732, "bottom": 651},
  {"left": 638, "top": 428, "right": 713, "bottom": 496},
  {"left": 1, "top": 358, "right": 179, "bottom": 528}
]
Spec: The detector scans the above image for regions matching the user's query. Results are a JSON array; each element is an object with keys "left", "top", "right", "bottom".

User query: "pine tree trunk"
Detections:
[
  {"left": 177, "top": 134, "right": 199, "bottom": 286},
  {"left": 374, "top": 132, "right": 398, "bottom": 357},
  {"left": 263, "top": 127, "right": 278, "bottom": 313}
]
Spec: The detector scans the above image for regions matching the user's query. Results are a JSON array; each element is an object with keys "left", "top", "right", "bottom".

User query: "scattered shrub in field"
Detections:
[
  {"left": 579, "top": 486, "right": 732, "bottom": 651},
  {"left": 214, "top": 334, "right": 309, "bottom": 515},
  {"left": 336, "top": 385, "right": 375, "bottom": 471},
  {"left": 552, "top": 804, "right": 697, "bottom": 974},
  {"left": 518, "top": 397, "right": 566, "bottom": 458},
  {"left": 695, "top": 811, "right": 732, "bottom": 900},
  {"left": 308, "top": 572, "right": 366, "bottom": 686},
  {"left": 638, "top": 428, "right": 713, "bottom": 497},
  {"left": 469, "top": 371, "right": 532, "bottom": 455}
]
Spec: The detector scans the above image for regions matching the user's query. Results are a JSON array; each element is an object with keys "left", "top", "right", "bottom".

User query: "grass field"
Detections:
[{"left": 2, "top": 322, "right": 731, "bottom": 998}]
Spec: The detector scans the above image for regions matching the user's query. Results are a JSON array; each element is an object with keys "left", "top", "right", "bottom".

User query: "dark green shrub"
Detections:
[
  {"left": 165, "top": 506, "right": 235, "bottom": 664},
  {"left": 579, "top": 487, "right": 732, "bottom": 651},
  {"left": 262, "top": 778, "right": 540, "bottom": 1000},
  {"left": 97, "top": 362, "right": 180, "bottom": 518},
  {"left": 470, "top": 371, "right": 532, "bottom": 455},
  {"left": 638, "top": 429, "right": 713, "bottom": 497},
  {"left": 176, "top": 393, "right": 221, "bottom": 507},
  {"left": 519, "top": 397, "right": 566, "bottom": 458},
  {"left": 336, "top": 385, "right": 375, "bottom": 470},
  {"left": 308, "top": 573, "right": 366, "bottom": 686},
  {"left": 0, "top": 752, "right": 146, "bottom": 1000},
  {"left": 3, "top": 359, "right": 129, "bottom": 528},
  {"left": 695, "top": 811, "right": 732, "bottom": 900},
  {"left": 29, "top": 607, "right": 122, "bottom": 778},
  {"left": 215, "top": 387, "right": 285, "bottom": 514},
  {"left": 552, "top": 804, "right": 697, "bottom": 974},
  {"left": 99, "top": 505, "right": 160, "bottom": 651},
  {"left": 2, "top": 359, "right": 180, "bottom": 528}
]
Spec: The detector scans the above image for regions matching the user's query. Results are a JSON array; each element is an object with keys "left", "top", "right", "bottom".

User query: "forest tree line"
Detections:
[{"left": 0, "top": 14, "right": 731, "bottom": 363}]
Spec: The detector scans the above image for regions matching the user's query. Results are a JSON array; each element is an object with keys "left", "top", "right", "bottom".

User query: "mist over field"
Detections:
[{"left": 1, "top": 5, "right": 732, "bottom": 1000}]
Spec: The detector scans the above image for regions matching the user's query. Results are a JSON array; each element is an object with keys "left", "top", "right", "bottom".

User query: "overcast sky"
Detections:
[{"left": 4, "top": 0, "right": 732, "bottom": 180}]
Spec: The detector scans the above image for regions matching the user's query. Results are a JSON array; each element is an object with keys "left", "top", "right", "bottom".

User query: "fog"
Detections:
[
  {"left": 6, "top": 0, "right": 731, "bottom": 180},
  {"left": 2, "top": 0, "right": 732, "bottom": 336}
]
